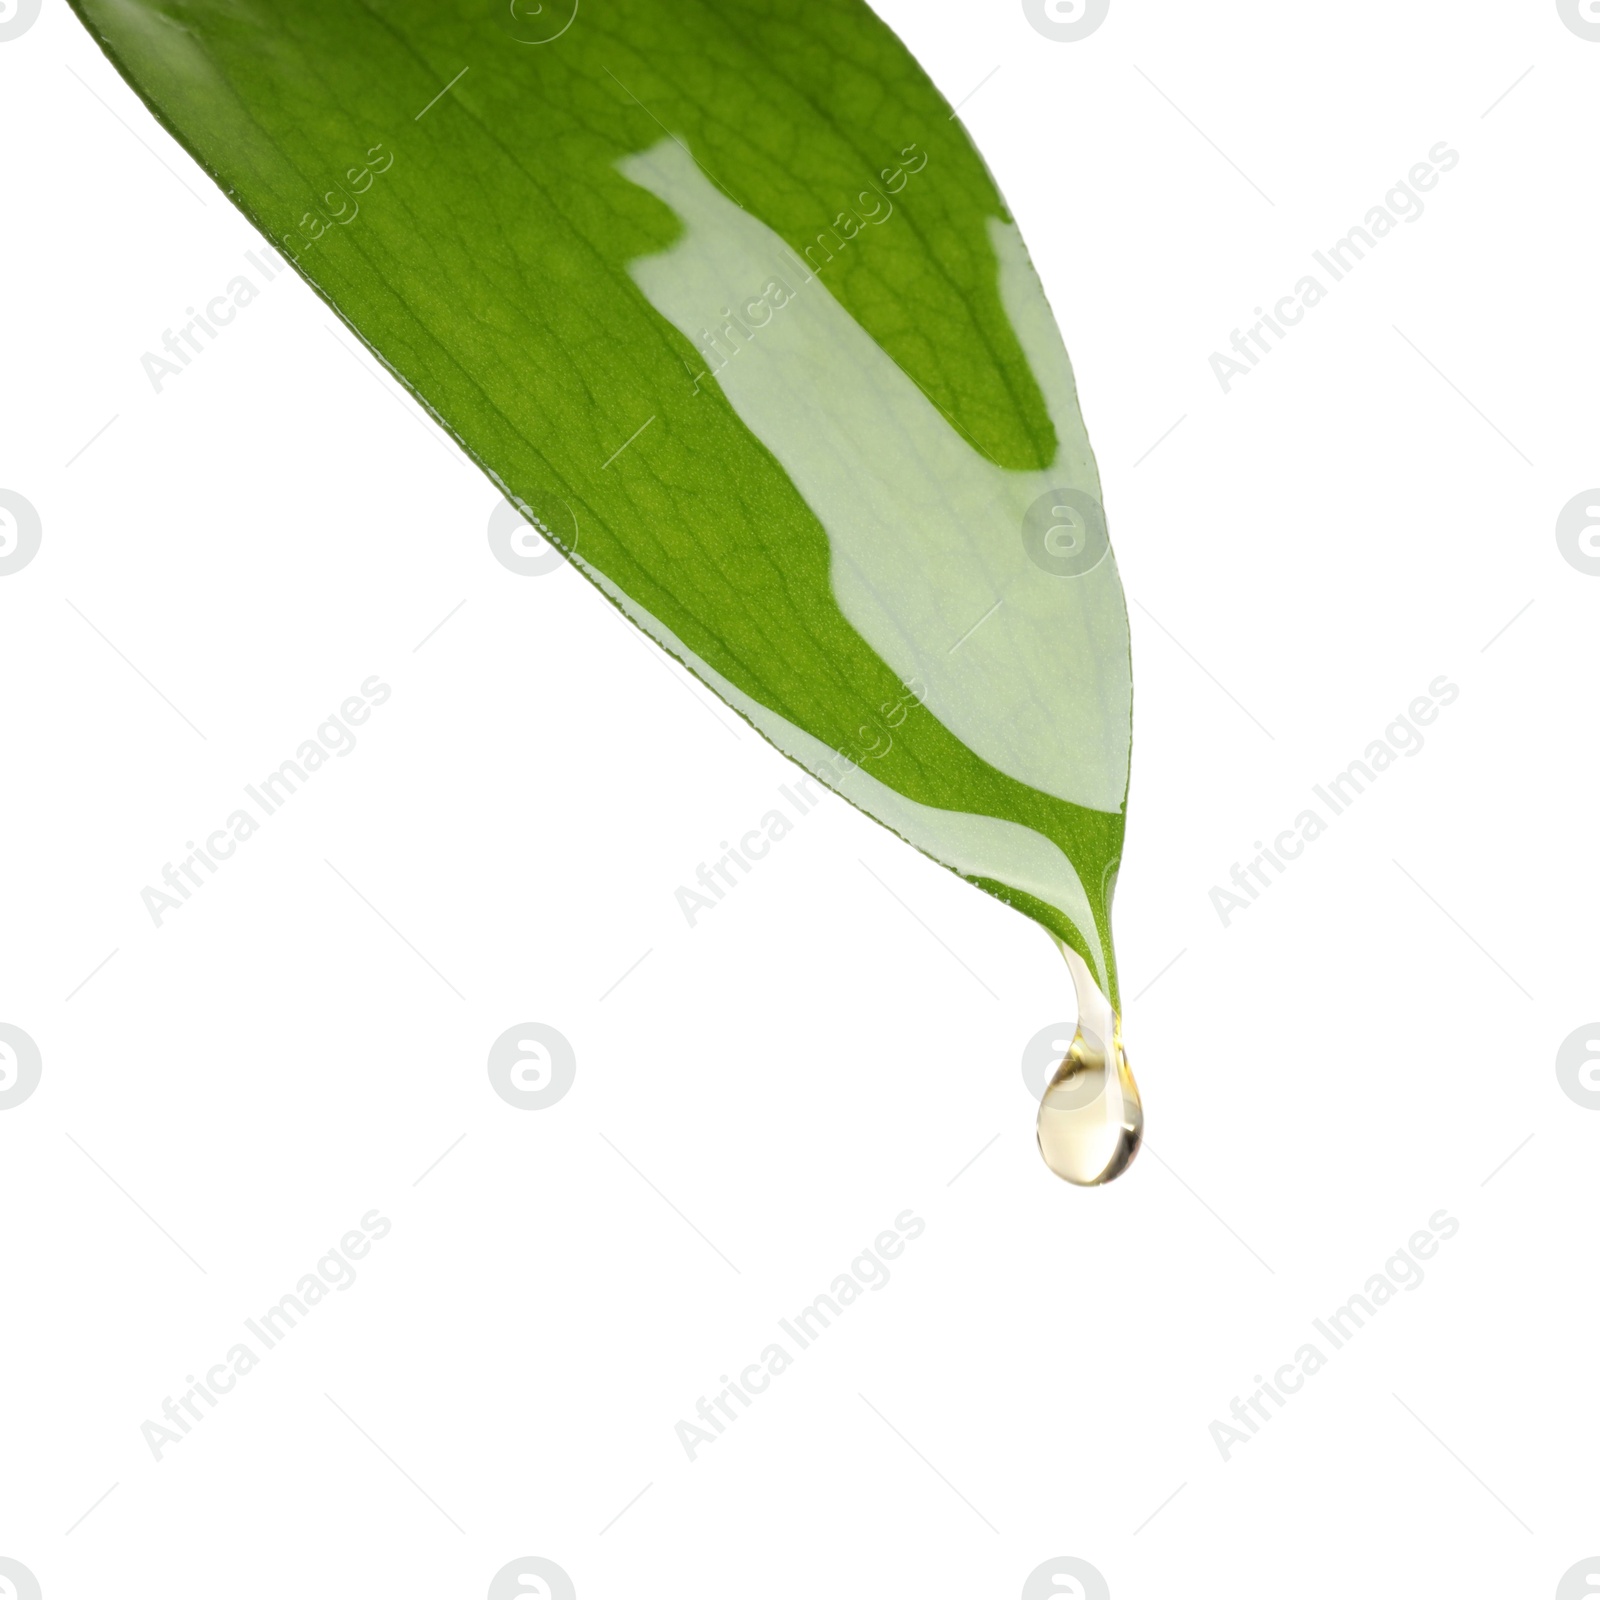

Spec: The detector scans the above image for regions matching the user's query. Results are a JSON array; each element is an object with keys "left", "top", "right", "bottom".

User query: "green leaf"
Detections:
[{"left": 68, "top": 0, "right": 1133, "bottom": 1000}]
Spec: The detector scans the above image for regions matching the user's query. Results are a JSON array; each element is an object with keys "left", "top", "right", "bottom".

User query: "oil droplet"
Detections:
[{"left": 1035, "top": 943, "right": 1142, "bottom": 1185}]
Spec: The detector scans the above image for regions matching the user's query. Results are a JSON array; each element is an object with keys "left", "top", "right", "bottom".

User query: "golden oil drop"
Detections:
[{"left": 1035, "top": 943, "right": 1143, "bottom": 1185}]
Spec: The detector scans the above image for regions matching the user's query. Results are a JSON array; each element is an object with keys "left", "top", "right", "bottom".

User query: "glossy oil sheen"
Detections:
[{"left": 1036, "top": 944, "right": 1142, "bottom": 1185}]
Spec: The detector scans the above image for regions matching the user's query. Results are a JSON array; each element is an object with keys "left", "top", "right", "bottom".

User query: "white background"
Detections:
[{"left": 2, "top": 1, "right": 1598, "bottom": 1596}]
